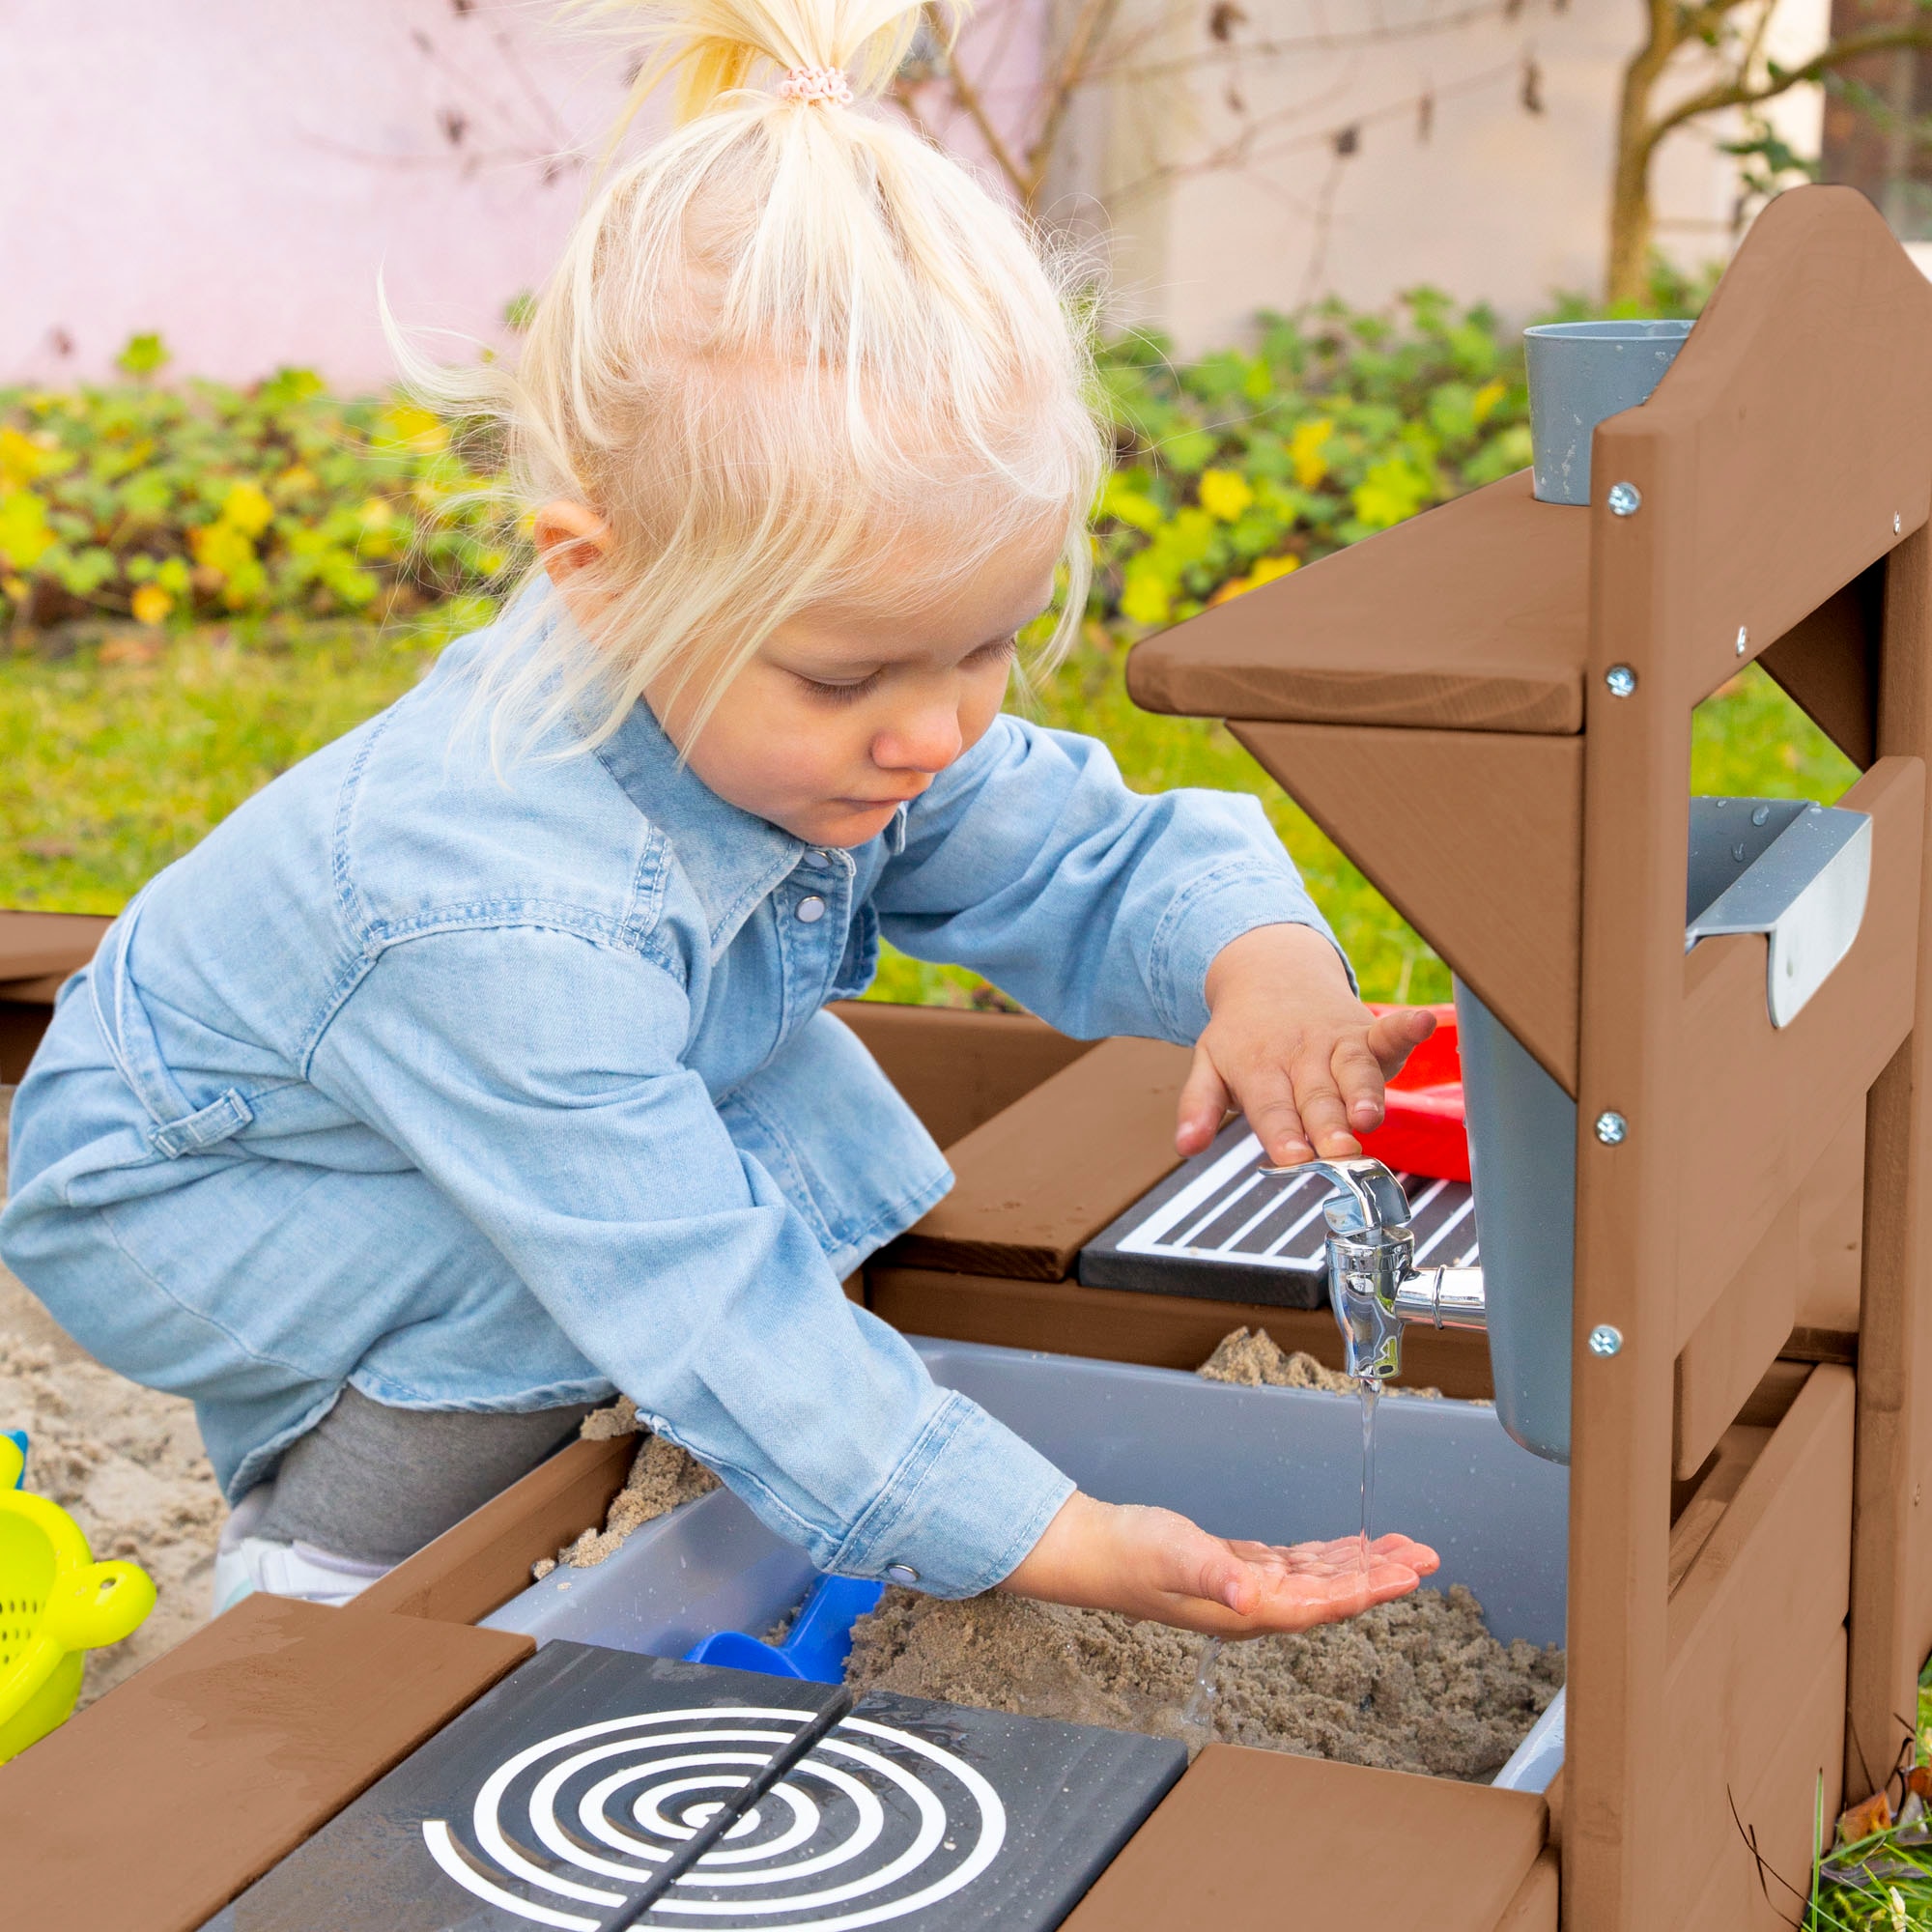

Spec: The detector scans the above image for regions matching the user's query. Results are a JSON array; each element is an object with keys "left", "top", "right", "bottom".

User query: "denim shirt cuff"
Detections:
[
  {"left": 827, "top": 1389, "right": 1075, "bottom": 1598},
  {"left": 1151, "top": 860, "right": 1354, "bottom": 1040}
]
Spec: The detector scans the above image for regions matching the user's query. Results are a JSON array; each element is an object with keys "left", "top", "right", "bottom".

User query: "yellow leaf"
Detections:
[
  {"left": 188, "top": 519, "right": 256, "bottom": 581},
  {"left": 1291, "top": 419, "right": 1334, "bottom": 489},
  {"left": 220, "top": 480, "right": 275, "bottom": 538},
  {"left": 1119, "top": 564, "right": 1173, "bottom": 628},
  {"left": 1208, "top": 553, "right": 1299, "bottom": 605},
  {"left": 130, "top": 583, "right": 173, "bottom": 626},
  {"left": 1198, "top": 469, "right": 1255, "bottom": 522},
  {"left": 1471, "top": 379, "right": 1508, "bottom": 425},
  {"left": 1100, "top": 472, "right": 1164, "bottom": 534},
  {"left": 0, "top": 426, "right": 64, "bottom": 489},
  {"left": 0, "top": 489, "right": 55, "bottom": 571},
  {"left": 380, "top": 403, "right": 448, "bottom": 453}
]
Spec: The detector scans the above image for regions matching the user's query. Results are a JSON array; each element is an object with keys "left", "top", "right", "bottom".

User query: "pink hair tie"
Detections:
[{"left": 776, "top": 65, "right": 853, "bottom": 106}]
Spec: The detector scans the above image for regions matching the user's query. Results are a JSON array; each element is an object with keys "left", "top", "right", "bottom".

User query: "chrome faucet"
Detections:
[{"left": 1277, "top": 1157, "right": 1488, "bottom": 1381}]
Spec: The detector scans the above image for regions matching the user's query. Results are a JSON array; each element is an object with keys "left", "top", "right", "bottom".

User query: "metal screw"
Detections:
[
  {"left": 1606, "top": 482, "right": 1641, "bottom": 517},
  {"left": 1587, "top": 1324, "right": 1624, "bottom": 1358},
  {"left": 1735, "top": 625, "right": 1748, "bottom": 657},
  {"left": 1605, "top": 665, "right": 1636, "bottom": 697},
  {"left": 1594, "top": 1110, "right": 1628, "bottom": 1145}
]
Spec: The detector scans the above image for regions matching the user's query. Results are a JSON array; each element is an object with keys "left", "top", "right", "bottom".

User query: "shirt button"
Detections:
[
  {"left": 885, "top": 1563, "right": 920, "bottom": 1586},
  {"left": 802, "top": 849, "right": 830, "bottom": 869},
  {"left": 795, "top": 895, "right": 827, "bottom": 923}
]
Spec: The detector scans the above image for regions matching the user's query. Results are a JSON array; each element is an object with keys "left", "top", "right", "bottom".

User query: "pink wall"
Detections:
[
  {"left": 1, "top": 0, "right": 1045, "bottom": 391},
  {"left": 2, "top": 0, "right": 634, "bottom": 388}
]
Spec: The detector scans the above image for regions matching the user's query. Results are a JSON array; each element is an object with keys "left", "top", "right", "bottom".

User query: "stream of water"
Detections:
[{"left": 1182, "top": 1370, "right": 1385, "bottom": 1736}]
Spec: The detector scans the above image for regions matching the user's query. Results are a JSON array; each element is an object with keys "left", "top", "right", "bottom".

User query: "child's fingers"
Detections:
[
  {"left": 1366, "top": 1006, "right": 1437, "bottom": 1078},
  {"left": 1175, "top": 1044, "right": 1232, "bottom": 1158},
  {"left": 1331, "top": 1033, "right": 1386, "bottom": 1135},
  {"left": 1288, "top": 1046, "right": 1360, "bottom": 1159},
  {"left": 1236, "top": 1061, "right": 1313, "bottom": 1167}
]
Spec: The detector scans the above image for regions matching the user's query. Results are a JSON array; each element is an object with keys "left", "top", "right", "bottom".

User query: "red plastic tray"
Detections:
[{"left": 1357, "top": 1003, "right": 1468, "bottom": 1182}]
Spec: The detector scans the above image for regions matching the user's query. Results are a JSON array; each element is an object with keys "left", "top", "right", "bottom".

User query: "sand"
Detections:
[
  {"left": 1, "top": 1088, "right": 227, "bottom": 1708},
  {"left": 839, "top": 1326, "right": 1561, "bottom": 1780},
  {"left": 1197, "top": 1323, "right": 1444, "bottom": 1399},
  {"left": 534, "top": 1397, "right": 722, "bottom": 1576},
  {"left": 846, "top": 1583, "right": 1563, "bottom": 1780}
]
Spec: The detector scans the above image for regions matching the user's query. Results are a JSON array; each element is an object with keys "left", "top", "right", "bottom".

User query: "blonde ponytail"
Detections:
[{"left": 409, "top": 0, "right": 1107, "bottom": 765}]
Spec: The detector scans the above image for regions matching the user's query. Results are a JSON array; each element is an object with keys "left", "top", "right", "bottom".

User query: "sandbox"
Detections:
[{"left": 484, "top": 1336, "right": 1569, "bottom": 1788}]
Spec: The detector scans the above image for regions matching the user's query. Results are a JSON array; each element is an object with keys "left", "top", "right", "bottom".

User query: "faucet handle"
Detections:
[{"left": 1264, "top": 1156, "right": 1411, "bottom": 1238}]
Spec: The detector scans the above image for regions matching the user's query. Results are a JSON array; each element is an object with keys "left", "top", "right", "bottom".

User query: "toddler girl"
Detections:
[{"left": 0, "top": 0, "right": 1437, "bottom": 1632}]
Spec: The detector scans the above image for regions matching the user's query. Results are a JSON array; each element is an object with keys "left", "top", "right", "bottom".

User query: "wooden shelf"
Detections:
[{"left": 1126, "top": 469, "right": 1589, "bottom": 734}]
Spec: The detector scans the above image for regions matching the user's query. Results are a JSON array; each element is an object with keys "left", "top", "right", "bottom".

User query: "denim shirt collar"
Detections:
[
  {"left": 504, "top": 586, "right": 910, "bottom": 953},
  {"left": 597, "top": 698, "right": 804, "bottom": 957}
]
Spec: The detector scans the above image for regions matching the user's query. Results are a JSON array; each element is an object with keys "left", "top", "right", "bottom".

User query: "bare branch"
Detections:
[
  {"left": 913, "top": 0, "right": 1031, "bottom": 203},
  {"left": 1026, "top": 0, "right": 1123, "bottom": 200},
  {"left": 1645, "top": 16, "right": 1932, "bottom": 148},
  {"left": 1091, "top": 0, "right": 1531, "bottom": 85}
]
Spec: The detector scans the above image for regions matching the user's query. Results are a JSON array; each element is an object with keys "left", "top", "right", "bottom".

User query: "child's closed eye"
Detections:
[{"left": 790, "top": 635, "right": 1016, "bottom": 705}]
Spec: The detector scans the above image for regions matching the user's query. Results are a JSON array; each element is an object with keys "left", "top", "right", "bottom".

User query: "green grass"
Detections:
[{"left": 0, "top": 612, "right": 1857, "bottom": 1011}]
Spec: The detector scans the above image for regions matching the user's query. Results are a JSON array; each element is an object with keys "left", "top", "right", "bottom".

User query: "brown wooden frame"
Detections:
[{"left": 1127, "top": 185, "right": 1932, "bottom": 1926}]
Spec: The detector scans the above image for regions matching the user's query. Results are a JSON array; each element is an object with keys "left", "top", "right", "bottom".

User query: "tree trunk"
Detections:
[{"left": 1607, "top": 8, "right": 1679, "bottom": 307}]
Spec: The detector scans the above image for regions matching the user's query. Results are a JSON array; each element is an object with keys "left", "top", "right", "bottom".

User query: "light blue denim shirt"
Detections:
[{"left": 1, "top": 599, "right": 1338, "bottom": 1596}]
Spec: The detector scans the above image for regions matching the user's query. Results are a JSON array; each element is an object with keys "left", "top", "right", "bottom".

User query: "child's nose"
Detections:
[{"left": 874, "top": 702, "right": 963, "bottom": 774}]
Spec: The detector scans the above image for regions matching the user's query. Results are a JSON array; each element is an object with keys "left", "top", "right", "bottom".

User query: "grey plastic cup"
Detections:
[{"left": 1522, "top": 318, "right": 1693, "bottom": 505}]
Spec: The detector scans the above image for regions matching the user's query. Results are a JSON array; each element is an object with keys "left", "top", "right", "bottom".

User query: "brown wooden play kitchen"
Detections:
[{"left": 3, "top": 185, "right": 1930, "bottom": 1930}]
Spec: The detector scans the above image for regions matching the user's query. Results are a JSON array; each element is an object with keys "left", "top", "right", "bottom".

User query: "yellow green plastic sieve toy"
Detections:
[{"left": 0, "top": 1432, "right": 155, "bottom": 1762}]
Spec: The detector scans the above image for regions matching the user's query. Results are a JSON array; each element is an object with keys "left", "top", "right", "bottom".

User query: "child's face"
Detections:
[{"left": 654, "top": 532, "right": 1060, "bottom": 846}]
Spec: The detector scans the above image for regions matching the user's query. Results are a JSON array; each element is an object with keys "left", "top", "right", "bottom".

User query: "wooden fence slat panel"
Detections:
[
  {"left": 1673, "top": 757, "right": 1922, "bottom": 1335},
  {"left": 1657, "top": 1369, "right": 1854, "bottom": 1906},
  {"left": 1679, "top": 1629, "right": 1848, "bottom": 1932},
  {"left": 1672, "top": 1198, "right": 1798, "bottom": 1482}
]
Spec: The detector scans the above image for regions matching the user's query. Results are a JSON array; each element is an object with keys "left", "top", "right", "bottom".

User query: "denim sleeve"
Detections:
[
  {"left": 873, "top": 714, "right": 1350, "bottom": 1040},
  {"left": 306, "top": 925, "right": 1072, "bottom": 1596}
]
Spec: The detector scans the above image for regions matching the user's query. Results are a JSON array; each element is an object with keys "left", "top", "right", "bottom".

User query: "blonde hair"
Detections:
[{"left": 404, "top": 0, "right": 1107, "bottom": 761}]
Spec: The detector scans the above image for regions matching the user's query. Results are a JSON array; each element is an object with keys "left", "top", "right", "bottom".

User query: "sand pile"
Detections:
[
  {"left": 1196, "top": 1324, "right": 1442, "bottom": 1398},
  {"left": 1, "top": 1087, "right": 228, "bottom": 1706},
  {"left": 534, "top": 1397, "right": 721, "bottom": 1576},
  {"left": 845, "top": 1582, "right": 1563, "bottom": 1781},
  {"left": 0, "top": 1325, "right": 224, "bottom": 1708}
]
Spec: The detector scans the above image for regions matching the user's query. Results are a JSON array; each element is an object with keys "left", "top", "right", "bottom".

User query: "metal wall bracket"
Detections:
[{"left": 1684, "top": 798, "right": 1872, "bottom": 1027}]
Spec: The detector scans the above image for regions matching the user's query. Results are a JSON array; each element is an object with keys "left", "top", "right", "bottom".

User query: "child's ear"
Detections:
[
  {"left": 533, "top": 499, "right": 615, "bottom": 636},
  {"left": 533, "top": 499, "right": 611, "bottom": 584}
]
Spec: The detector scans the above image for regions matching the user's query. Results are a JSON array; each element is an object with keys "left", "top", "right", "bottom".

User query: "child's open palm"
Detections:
[{"left": 1002, "top": 1493, "right": 1439, "bottom": 1635}]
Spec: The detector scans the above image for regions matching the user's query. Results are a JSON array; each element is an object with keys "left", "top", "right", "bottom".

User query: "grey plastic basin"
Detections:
[{"left": 485, "top": 1336, "right": 1569, "bottom": 1658}]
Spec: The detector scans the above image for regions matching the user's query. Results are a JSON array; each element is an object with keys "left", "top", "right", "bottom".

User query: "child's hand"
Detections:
[
  {"left": 1179, "top": 923, "right": 1437, "bottom": 1167},
  {"left": 1000, "top": 1492, "right": 1438, "bottom": 1636}
]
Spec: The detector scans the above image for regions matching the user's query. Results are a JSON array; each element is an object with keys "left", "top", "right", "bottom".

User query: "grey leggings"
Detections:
[{"left": 253, "top": 1386, "right": 595, "bottom": 1566}]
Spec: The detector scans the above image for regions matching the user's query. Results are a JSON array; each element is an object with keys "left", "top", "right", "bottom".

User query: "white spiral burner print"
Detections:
[{"left": 421, "top": 1704, "right": 1008, "bottom": 1930}]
